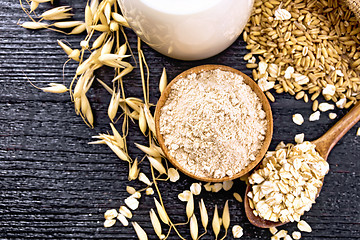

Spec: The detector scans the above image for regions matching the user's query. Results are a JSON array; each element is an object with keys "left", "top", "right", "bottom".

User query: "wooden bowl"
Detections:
[{"left": 154, "top": 65, "right": 273, "bottom": 182}]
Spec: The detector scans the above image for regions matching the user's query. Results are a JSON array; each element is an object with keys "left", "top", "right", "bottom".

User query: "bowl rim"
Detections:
[{"left": 154, "top": 64, "right": 273, "bottom": 182}]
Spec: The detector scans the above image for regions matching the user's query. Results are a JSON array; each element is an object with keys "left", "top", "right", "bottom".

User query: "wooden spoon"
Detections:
[
  {"left": 245, "top": 101, "right": 360, "bottom": 228},
  {"left": 154, "top": 64, "right": 273, "bottom": 182}
]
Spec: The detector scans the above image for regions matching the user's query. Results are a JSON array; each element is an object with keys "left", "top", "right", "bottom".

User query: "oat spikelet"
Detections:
[
  {"left": 128, "top": 159, "right": 140, "bottom": 181},
  {"left": 221, "top": 200, "right": 230, "bottom": 240},
  {"left": 134, "top": 143, "right": 161, "bottom": 158},
  {"left": 154, "top": 198, "right": 169, "bottom": 225},
  {"left": 40, "top": 6, "right": 73, "bottom": 20},
  {"left": 92, "top": 24, "right": 110, "bottom": 32},
  {"left": 90, "top": 0, "right": 99, "bottom": 15},
  {"left": 186, "top": 192, "right": 194, "bottom": 220},
  {"left": 53, "top": 21, "right": 84, "bottom": 29},
  {"left": 101, "top": 37, "right": 114, "bottom": 55},
  {"left": 84, "top": 3, "right": 93, "bottom": 32},
  {"left": 147, "top": 156, "right": 166, "bottom": 175},
  {"left": 57, "top": 40, "right": 73, "bottom": 56},
  {"left": 149, "top": 209, "right": 162, "bottom": 239},
  {"left": 159, "top": 67, "right": 167, "bottom": 94},
  {"left": 104, "top": 140, "right": 129, "bottom": 162},
  {"left": 92, "top": 32, "right": 107, "bottom": 49},
  {"left": 212, "top": 205, "right": 221, "bottom": 240},
  {"left": 190, "top": 214, "right": 198, "bottom": 240},
  {"left": 139, "top": 106, "right": 147, "bottom": 135},
  {"left": 132, "top": 222, "right": 148, "bottom": 240},
  {"left": 104, "top": 2, "right": 111, "bottom": 24},
  {"left": 199, "top": 199, "right": 208, "bottom": 231},
  {"left": 69, "top": 23, "right": 86, "bottom": 34},
  {"left": 21, "top": 22, "right": 48, "bottom": 29},
  {"left": 40, "top": 83, "right": 68, "bottom": 93},
  {"left": 108, "top": 90, "right": 120, "bottom": 122},
  {"left": 110, "top": 123, "right": 124, "bottom": 149},
  {"left": 111, "top": 12, "right": 130, "bottom": 28},
  {"left": 30, "top": 1, "right": 39, "bottom": 12},
  {"left": 143, "top": 105, "right": 156, "bottom": 137}
]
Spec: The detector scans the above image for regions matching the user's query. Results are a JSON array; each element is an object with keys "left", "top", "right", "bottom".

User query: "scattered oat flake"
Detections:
[
  {"left": 126, "top": 186, "right": 136, "bottom": 195},
  {"left": 284, "top": 235, "right": 293, "bottom": 240},
  {"left": 119, "top": 206, "right": 132, "bottom": 219},
  {"left": 223, "top": 180, "right": 234, "bottom": 191},
  {"left": 146, "top": 187, "right": 154, "bottom": 195},
  {"left": 297, "top": 220, "right": 312, "bottom": 232},
  {"left": 322, "top": 84, "right": 336, "bottom": 96},
  {"left": 336, "top": 70, "right": 344, "bottom": 77},
  {"left": 233, "top": 192, "right": 243, "bottom": 202},
  {"left": 336, "top": 98, "right": 346, "bottom": 109},
  {"left": 309, "top": 111, "right": 320, "bottom": 121},
  {"left": 284, "top": 66, "right": 294, "bottom": 79},
  {"left": 212, "top": 183, "right": 223, "bottom": 192},
  {"left": 204, "top": 182, "right": 212, "bottom": 191},
  {"left": 258, "top": 79, "right": 275, "bottom": 91},
  {"left": 190, "top": 183, "right": 202, "bottom": 195},
  {"left": 292, "top": 231, "right": 302, "bottom": 239},
  {"left": 329, "top": 113, "right": 337, "bottom": 120},
  {"left": 319, "top": 103, "right": 335, "bottom": 112},
  {"left": 104, "top": 219, "right": 116, "bottom": 228},
  {"left": 124, "top": 197, "right": 139, "bottom": 210},
  {"left": 294, "top": 133, "right": 304, "bottom": 144},
  {"left": 274, "top": 7, "right": 291, "bottom": 20},
  {"left": 292, "top": 113, "right": 304, "bottom": 125},
  {"left": 275, "top": 230, "right": 288, "bottom": 238},
  {"left": 178, "top": 190, "right": 192, "bottom": 202},
  {"left": 357, "top": 127, "right": 360, "bottom": 136},
  {"left": 138, "top": 172, "right": 152, "bottom": 186},
  {"left": 258, "top": 61, "right": 268, "bottom": 75},
  {"left": 104, "top": 209, "right": 118, "bottom": 220},
  {"left": 269, "top": 227, "right": 278, "bottom": 235},
  {"left": 117, "top": 213, "right": 129, "bottom": 226},
  {"left": 168, "top": 168, "right": 180, "bottom": 182},
  {"left": 232, "top": 225, "right": 244, "bottom": 238}
]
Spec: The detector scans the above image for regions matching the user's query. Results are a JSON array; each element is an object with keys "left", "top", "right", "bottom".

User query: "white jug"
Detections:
[{"left": 118, "top": 0, "right": 254, "bottom": 60}]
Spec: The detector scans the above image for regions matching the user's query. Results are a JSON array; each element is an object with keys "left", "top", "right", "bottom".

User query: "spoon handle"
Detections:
[{"left": 313, "top": 101, "right": 360, "bottom": 159}]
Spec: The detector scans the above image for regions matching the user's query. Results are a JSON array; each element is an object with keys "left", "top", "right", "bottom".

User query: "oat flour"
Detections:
[{"left": 160, "top": 69, "right": 267, "bottom": 178}]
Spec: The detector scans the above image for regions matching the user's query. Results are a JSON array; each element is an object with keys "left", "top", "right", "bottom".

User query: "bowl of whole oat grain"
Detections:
[{"left": 155, "top": 65, "right": 273, "bottom": 182}]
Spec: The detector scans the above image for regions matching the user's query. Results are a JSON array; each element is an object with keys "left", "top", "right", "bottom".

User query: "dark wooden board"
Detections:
[{"left": 0, "top": 0, "right": 359, "bottom": 239}]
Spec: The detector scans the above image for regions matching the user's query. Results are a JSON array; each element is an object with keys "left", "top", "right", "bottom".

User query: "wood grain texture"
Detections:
[{"left": 0, "top": 0, "right": 359, "bottom": 239}]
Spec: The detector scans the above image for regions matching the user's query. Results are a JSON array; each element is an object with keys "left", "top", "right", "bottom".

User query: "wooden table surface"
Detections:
[{"left": 1, "top": 1, "right": 359, "bottom": 239}]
